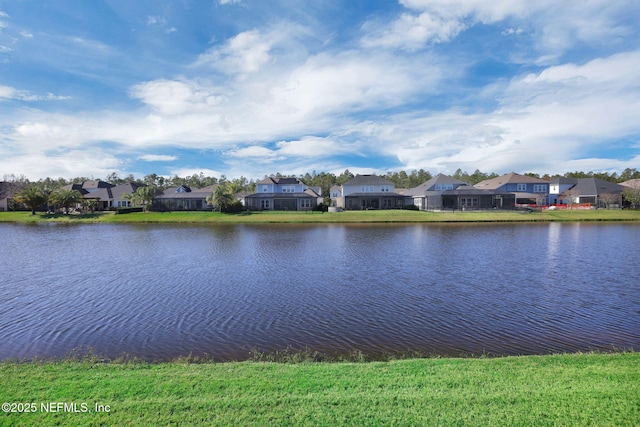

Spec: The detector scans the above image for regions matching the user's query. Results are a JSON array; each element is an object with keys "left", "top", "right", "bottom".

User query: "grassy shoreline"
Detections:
[
  {"left": 1, "top": 352, "right": 638, "bottom": 426},
  {"left": 2, "top": 209, "right": 640, "bottom": 224}
]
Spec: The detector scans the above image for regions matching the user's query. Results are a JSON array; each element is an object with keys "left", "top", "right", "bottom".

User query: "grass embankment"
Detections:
[
  {"left": 1, "top": 353, "right": 638, "bottom": 426},
  {"left": 2, "top": 209, "right": 640, "bottom": 224}
]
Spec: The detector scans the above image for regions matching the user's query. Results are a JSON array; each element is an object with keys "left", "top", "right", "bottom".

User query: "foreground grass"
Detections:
[
  {"left": 2, "top": 208, "right": 640, "bottom": 224},
  {"left": 1, "top": 353, "right": 638, "bottom": 426}
]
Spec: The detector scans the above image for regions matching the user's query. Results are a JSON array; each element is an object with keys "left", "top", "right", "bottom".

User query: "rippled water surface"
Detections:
[{"left": 1, "top": 222, "right": 638, "bottom": 361}]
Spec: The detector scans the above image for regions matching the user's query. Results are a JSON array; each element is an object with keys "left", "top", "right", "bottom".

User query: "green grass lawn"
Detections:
[
  {"left": 2, "top": 209, "right": 640, "bottom": 224},
  {"left": 1, "top": 353, "right": 638, "bottom": 426}
]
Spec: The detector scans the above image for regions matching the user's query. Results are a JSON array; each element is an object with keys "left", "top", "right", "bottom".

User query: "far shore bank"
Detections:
[{"left": 2, "top": 209, "right": 640, "bottom": 224}]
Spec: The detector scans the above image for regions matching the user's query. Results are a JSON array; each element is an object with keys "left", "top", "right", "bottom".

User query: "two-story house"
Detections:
[
  {"left": 245, "top": 177, "right": 321, "bottom": 211},
  {"left": 475, "top": 173, "right": 549, "bottom": 206},
  {"left": 404, "top": 173, "right": 515, "bottom": 210},
  {"left": 335, "top": 174, "right": 408, "bottom": 210}
]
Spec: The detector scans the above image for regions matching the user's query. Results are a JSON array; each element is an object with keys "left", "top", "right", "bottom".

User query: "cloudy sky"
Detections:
[{"left": 1, "top": 0, "right": 639, "bottom": 181}]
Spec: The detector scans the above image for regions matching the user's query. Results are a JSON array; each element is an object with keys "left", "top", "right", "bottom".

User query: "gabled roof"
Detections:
[
  {"left": 549, "top": 177, "right": 579, "bottom": 185},
  {"left": 405, "top": 174, "right": 467, "bottom": 195},
  {"left": 342, "top": 174, "right": 394, "bottom": 186},
  {"left": 80, "top": 180, "right": 114, "bottom": 189},
  {"left": 257, "top": 177, "right": 306, "bottom": 185},
  {"left": 83, "top": 187, "right": 113, "bottom": 200},
  {"left": 620, "top": 179, "right": 640, "bottom": 188},
  {"left": 111, "top": 182, "right": 145, "bottom": 200},
  {"left": 475, "top": 173, "right": 547, "bottom": 189},
  {"left": 568, "top": 178, "right": 625, "bottom": 196},
  {"left": 155, "top": 186, "right": 215, "bottom": 199}
]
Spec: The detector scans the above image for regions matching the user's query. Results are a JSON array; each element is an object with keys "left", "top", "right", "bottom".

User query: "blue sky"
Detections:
[{"left": 1, "top": 0, "right": 639, "bottom": 181}]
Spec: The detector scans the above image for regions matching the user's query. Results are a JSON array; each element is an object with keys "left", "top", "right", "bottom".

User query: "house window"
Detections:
[
  {"left": 461, "top": 198, "right": 478, "bottom": 207},
  {"left": 300, "top": 199, "right": 311, "bottom": 208},
  {"left": 381, "top": 185, "right": 390, "bottom": 192},
  {"left": 282, "top": 186, "right": 295, "bottom": 193},
  {"left": 435, "top": 184, "right": 454, "bottom": 190},
  {"left": 332, "top": 192, "right": 339, "bottom": 197},
  {"left": 361, "top": 185, "right": 374, "bottom": 192},
  {"left": 261, "top": 200, "right": 270, "bottom": 209},
  {"left": 261, "top": 185, "right": 268, "bottom": 192},
  {"left": 117, "top": 200, "right": 130, "bottom": 207},
  {"left": 516, "top": 184, "right": 527, "bottom": 191},
  {"left": 533, "top": 184, "right": 546, "bottom": 193}
]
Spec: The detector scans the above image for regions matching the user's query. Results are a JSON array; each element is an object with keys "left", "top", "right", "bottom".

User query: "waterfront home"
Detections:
[
  {"left": 550, "top": 177, "right": 625, "bottom": 208},
  {"left": 153, "top": 185, "right": 217, "bottom": 211},
  {"left": 61, "top": 180, "right": 146, "bottom": 210},
  {"left": 244, "top": 177, "right": 321, "bottom": 211},
  {"left": 404, "top": 174, "right": 515, "bottom": 210},
  {"left": 334, "top": 174, "right": 409, "bottom": 210},
  {"left": 475, "top": 173, "right": 550, "bottom": 206}
]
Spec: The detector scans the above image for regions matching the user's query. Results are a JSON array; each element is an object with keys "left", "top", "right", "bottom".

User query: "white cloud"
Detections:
[
  {"left": 363, "top": 0, "right": 633, "bottom": 61},
  {"left": 0, "top": 85, "right": 71, "bottom": 101},
  {"left": 138, "top": 154, "right": 178, "bottom": 162},
  {"left": 361, "top": 12, "right": 465, "bottom": 50},
  {"left": 193, "top": 29, "right": 273, "bottom": 74},
  {"left": 226, "top": 146, "right": 279, "bottom": 159},
  {"left": 0, "top": 149, "right": 122, "bottom": 180},
  {"left": 129, "top": 79, "right": 225, "bottom": 115},
  {"left": 147, "top": 16, "right": 166, "bottom": 25}
]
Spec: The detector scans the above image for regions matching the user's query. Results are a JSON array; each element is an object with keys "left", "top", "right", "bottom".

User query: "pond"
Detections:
[{"left": 0, "top": 222, "right": 638, "bottom": 361}]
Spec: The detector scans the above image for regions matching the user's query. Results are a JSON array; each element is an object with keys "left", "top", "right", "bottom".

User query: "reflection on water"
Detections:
[{"left": 0, "top": 222, "right": 638, "bottom": 361}]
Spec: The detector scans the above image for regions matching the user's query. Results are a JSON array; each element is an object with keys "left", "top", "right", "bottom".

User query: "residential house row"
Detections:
[{"left": 1, "top": 173, "right": 636, "bottom": 212}]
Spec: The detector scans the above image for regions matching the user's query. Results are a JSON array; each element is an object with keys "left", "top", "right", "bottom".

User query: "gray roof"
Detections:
[
  {"left": 568, "top": 178, "right": 625, "bottom": 196},
  {"left": 405, "top": 174, "right": 467, "bottom": 195},
  {"left": 257, "top": 177, "right": 306, "bottom": 185},
  {"left": 79, "top": 180, "right": 114, "bottom": 190},
  {"left": 342, "top": 174, "right": 394, "bottom": 186},
  {"left": 549, "top": 177, "right": 579, "bottom": 185},
  {"left": 475, "top": 173, "right": 547, "bottom": 189},
  {"left": 155, "top": 186, "right": 215, "bottom": 199},
  {"left": 111, "top": 182, "right": 145, "bottom": 200}
]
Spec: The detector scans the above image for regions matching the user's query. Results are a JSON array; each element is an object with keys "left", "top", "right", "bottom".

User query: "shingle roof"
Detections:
[
  {"left": 111, "top": 182, "right": 145, "bottom": 200},
  {"left": 569, "top": 178, "right": 625, "bottom": 196},
  {"left": 155, "top": 186, "right": 215, "bottom": 199},
  {"left": 405, "top": 174, "right": 467, "bottom": 195},
  {"left": 256, "top": 177, "right": 306, "bottom": 185},
  {"left": 620, "top": 179, "right": 640, "bottom": 188},
  {"left": 475, "top": 173, "right": 547, "bottom": 189},
  {"left": 342, "top": 174, "right": 394, "bottom": 186},
  {"left": 549, "top": 177, "right": 579, "bottom": 185}
]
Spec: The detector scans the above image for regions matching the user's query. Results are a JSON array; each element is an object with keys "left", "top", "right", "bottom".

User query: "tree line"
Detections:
[{"left": 5, "top": 167, "right": 639, "bottom": 191}]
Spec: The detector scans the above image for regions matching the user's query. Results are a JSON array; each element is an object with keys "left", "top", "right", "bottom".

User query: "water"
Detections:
[{"left": 0, "top": 222, "right": 638, "bottom": 361}]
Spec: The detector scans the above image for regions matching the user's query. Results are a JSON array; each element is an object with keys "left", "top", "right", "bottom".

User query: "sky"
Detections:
[{"left": 1, "top": 0, "right": 639, "bottom": 181}]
